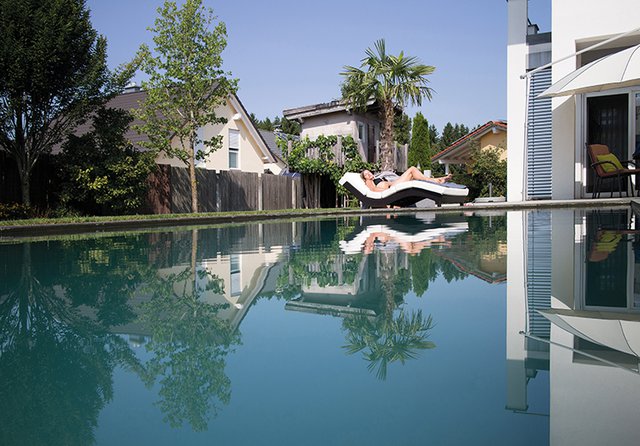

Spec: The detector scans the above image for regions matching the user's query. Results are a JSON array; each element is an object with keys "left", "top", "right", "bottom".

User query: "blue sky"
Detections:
[{"left": 86, "top": 0, "right": 550, "bottom": 132}]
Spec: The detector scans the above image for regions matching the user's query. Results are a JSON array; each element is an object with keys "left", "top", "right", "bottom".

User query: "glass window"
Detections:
[
  {"left": 230, "top": 254, "right": 241, "bottom": 296},
  {"left": 229, "top": 129, "right": 240, "bottom": 169}
]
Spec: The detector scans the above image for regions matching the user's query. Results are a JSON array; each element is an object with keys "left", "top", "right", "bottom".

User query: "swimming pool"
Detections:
[{"left": 0, "top": 207, "right": 637, "bottom": 445}]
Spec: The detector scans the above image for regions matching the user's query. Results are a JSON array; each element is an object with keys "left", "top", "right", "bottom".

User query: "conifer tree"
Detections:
[{"left": 408, "top": 112, "right": 431, "bottom": 170}]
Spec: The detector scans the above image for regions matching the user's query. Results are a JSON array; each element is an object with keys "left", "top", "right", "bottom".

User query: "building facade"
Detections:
[
  {"left": 507, "top": 0, "right": 640, "bottom": 201},
  {"left": 283, "top": 100, "right": 382, "bottom": 164},
  {"left": 109, "top": 88, "right": 283, "bottom": 175},
  {"left": 432, "top": 120, "right": 507, "bottom": 174}
]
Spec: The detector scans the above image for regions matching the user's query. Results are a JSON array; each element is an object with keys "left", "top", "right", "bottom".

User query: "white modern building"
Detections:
[
  {"left": 507, "top": 0, "right": 640, "bottom": 201},
  {"left": 507, "top": 207, "right": 640, "bottom": 444}
]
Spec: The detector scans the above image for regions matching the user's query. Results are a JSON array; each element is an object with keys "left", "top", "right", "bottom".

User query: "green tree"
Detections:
[
  {"left": 428, "top": 124, "right": 439, "bottom": 148},
  {"left": 394, "top": 112, "right": 411, "bottom": 146},
  {"left": 454, "top": 142, "right": 507, "bottom": 199},
  {"left": 438, "top": 122, "right": 469, "bottom": 151},
  {"left": 134, "top": 0, "right": 237, "bottom": 213},
  {"left": 279, "top": 117, "right": 301, "bottom": 135},
  {"left": 408, "top": 112, "right": 431, "bottom": 170},
  {"left": 0, "top": 0, "right": 131, "bottom": 206},
  {"left": 58, "top": 107, "right": 157, "bottom": 215},
  {"left": 341, "top": 39, "right": 435, "bottom": 171},
  {"left": 439, "top": 122, "right": 456, "bottom": 150}
]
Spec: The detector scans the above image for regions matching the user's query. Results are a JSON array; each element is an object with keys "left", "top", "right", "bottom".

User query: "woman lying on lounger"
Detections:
[{"left": 361, "top": 167, "right": 453, "bottom": 192}]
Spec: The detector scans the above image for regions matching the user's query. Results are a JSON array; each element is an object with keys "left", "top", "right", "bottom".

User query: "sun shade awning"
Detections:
[
  {"left": 538, "top": 44, "right": 640, "bottom": 98},
  {"left": 538, "top": 308, "right": 640, "bottom": 357}
]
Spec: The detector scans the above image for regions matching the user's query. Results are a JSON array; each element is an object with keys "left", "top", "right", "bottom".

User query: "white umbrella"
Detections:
[{"left": 538, "top": 44, "right": 640, "bottom": 98}]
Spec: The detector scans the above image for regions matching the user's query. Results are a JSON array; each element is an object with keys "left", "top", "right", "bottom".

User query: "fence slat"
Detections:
[{"left": 157, "top": 167, "right": 301, "bottom": 214}]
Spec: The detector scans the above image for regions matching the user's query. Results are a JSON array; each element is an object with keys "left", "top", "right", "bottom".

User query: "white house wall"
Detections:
[
  {"left": 506, "top": 0, "right": 528, "bottom": 202},
  {"left": 156, "top": 100, "right": 266, "bottom": 173},
  {"left": 551, "top": 0, "right": 639, "bottom": 199},
  {"left": 508, "top": 0, "right": 639, "bottom": 200}
]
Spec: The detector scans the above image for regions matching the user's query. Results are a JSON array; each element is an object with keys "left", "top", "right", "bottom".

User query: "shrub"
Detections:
[
  {"left": 0, "top": 203, "right": 33, "bottom": 220},
  {"left": 58, "top": 107, "right": 157, "bottom": 215},
  {"left": 453, "top": 145, "right": 506, "bottom": 200}
]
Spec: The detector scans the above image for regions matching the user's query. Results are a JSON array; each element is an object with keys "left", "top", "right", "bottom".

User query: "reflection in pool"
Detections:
[{"left": 0, "top": 208, "right": 638, "bottom": 445}]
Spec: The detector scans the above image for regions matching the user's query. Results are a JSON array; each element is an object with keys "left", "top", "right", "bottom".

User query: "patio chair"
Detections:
[{"left": 587, "top": 144, "right": 640, "bottom": 198}]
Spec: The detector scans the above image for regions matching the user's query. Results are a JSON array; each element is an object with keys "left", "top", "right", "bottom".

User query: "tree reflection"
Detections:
[
  {"left": 139, "top": 255, "right": 239, "bottom": 431},
  {"left": 0, "top": 243, "right": 142, "bottom": 446},
  {"left": 274, "top": 219, "right": 438, "bottom": 379},
  {"left": 342, "top": 310, "right": 435, "bottom": 380}
]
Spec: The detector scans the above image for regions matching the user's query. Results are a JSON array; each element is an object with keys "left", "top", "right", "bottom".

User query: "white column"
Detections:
[
  {"left": 507, "top": 0, "right": 528, "bottom": 202},
  {"left": 506, "top": 211, "right": 528, "bottom": 410}
]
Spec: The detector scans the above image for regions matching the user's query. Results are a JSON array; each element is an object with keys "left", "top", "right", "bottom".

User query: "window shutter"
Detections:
[
  {"left": 527, "top": 68, "right": 552, "bottom": 199},
  {"left": 527, "top": 210, "right": 552, "bottom": 341}
]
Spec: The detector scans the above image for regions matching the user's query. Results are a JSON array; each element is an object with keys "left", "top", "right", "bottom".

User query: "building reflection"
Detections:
[{"left": 507, "top": 206, "right": 640, "bottom": 445}]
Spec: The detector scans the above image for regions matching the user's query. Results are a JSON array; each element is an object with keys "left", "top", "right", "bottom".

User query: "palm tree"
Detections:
[{"left": 341, "top": 39, "right": 435, "bottom": 171}]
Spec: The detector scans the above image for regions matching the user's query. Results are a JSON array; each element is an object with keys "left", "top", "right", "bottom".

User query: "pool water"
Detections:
[{"left": 0, "top": 208, "right": 638, "bottom": 445}]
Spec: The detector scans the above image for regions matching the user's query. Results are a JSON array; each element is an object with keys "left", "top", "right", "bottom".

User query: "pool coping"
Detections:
[{"left": 0, "top": 197, "right": 635, "bottom": 239}]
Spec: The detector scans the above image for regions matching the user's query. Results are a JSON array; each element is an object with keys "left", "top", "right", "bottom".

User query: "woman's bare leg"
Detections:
[{"left": 391, "top": 166, "right": 452, "bottom": 185}]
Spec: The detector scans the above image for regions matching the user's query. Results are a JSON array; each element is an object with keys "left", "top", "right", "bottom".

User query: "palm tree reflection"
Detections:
[{"left": 342, "top": 309, "right": 435, "bottom": 380}]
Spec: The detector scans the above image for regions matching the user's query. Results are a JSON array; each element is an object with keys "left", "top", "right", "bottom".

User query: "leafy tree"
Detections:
[
  {"left": 341, "top": 39, "right": 434, "bottom": 171},
  {"left": 408, "top": 112, "right": 431, "bottom": 170},
  {"left": 453, "top": 142, "right": 507, "bottom": 199},
  {"left": 0, "top": 0, "right": 131, "bottom": 206},
  {"left": 279, "top": 117, "right": 301, "bottom": 135},
  {"left": 58, "top": 108, "right": 156, "bottom": 215},
  {"left": 260, "top": 117, "right": 274, "bottom": 131},
  {"left": 134, "top": 0, "right": 237, "bottom": 213},
  {"left": 394, "top": 112, "right": 411, "bottom": 146}
]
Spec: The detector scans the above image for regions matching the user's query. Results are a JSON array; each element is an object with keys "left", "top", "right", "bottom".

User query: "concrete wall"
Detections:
[{"left": 300, "top": 111, "right": 380, "bottom": 142}]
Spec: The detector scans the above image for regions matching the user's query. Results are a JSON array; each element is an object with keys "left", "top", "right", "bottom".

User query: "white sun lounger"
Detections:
[
  {"left": 339, "top": 222, "right": 469, "bottom": 254},
  {"left": 339, "top": 172, "right": 469, "bottom": 208}
]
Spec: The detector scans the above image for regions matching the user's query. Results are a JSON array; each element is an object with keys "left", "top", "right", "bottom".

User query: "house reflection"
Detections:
[
  {"left": 507, "top": 207, "right": 640, "bottom": 445},
  {"left": 284, "top": 213, "right": 467, "bottom": 317}
]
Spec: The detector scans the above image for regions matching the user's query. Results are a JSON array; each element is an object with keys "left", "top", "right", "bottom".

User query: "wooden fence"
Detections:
[{"left": 146, "top": 165, "right": 302, "bottom": 214}]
